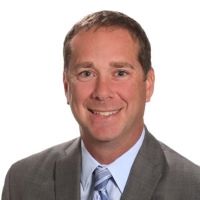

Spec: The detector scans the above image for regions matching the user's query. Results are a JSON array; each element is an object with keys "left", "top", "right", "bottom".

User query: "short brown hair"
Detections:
[{"left": 63, "top": 10, "right": 151, "bottom": 75}]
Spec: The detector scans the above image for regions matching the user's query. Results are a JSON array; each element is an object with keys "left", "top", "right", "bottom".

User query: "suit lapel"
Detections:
[
  {"left": 121, "top": 129, "right": 167, "bottom": 200},
  {"left": 55, "top": 138, "right": 81, "bottom": 200}
]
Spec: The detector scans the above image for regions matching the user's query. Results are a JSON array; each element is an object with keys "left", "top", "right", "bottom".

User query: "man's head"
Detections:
[
  {"left": 63, "top": 10, "right": 151, "bottom": 76},
  {"left": 63, "top": 11, "right": 154, "bottom": 160}
]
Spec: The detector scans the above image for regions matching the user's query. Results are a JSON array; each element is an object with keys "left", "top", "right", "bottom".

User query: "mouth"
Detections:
[{"left": 88, "top": 108, "right": 121, "bottom": 117}]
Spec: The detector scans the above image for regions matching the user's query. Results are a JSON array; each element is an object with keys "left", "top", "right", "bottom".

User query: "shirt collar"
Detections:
[
  {"left": 81, "top": 128, "right": 145, "bottom": 192},
  {"left": 81, "top": 141, "right": 99, "bottom": 189},
  {"left": 107, "top": 129, "right": 145, "bottom": 192}
]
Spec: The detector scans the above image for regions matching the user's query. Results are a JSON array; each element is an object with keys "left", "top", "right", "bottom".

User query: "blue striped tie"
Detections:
[{"left": 93, "top": 166, "right": 112, "bottom": 200}]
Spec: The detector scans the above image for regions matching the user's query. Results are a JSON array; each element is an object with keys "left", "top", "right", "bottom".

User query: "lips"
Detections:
[{"left": 88, "top": 108, "right": 121, "bottom": 117}]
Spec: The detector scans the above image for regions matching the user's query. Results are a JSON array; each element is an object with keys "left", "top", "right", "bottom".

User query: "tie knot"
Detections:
[{"left": 94, "top": 166, "right": 112, "bottom": 191}]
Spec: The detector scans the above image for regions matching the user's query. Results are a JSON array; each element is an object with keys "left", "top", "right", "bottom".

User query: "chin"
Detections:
[{"left": 90, "top": 129, "right": 122, "bottom": 142}]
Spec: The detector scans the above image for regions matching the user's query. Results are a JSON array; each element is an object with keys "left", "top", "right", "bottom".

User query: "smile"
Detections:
[{"left": 88, "top": 109, "right": 120, "bottom": 117}]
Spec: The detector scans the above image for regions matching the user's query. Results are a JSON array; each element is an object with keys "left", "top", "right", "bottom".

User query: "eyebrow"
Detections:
[
  {"left": 73, "top": 62, "right": 94, "bottom": 69},
  {"left": 72, "top": 61, "right": 135, "bottom": 70},
  {"left": 110, "top": 61, "right": 135, "bottom": 69}
]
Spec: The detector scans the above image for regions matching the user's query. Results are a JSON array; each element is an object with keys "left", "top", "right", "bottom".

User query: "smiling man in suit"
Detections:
[{"left": 2, "top": 10, "right": 200, "bottom": 200}]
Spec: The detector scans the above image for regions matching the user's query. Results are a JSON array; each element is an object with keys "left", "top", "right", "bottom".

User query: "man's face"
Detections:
[{"left": 64, "top": 27, "right": 154, "bottom": 147}]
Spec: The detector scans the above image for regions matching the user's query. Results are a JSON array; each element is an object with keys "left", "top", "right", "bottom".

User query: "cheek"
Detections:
[
  {"left": 69, "top": 82, "right": 93, "bottom": 105},
  {"left": 117, "top": 81, "right": 146, "bottom": 104}
]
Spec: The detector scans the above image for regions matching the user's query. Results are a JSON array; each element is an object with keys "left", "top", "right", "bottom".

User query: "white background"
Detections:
[{"left": 0, "top": 0, "right": 200, "bottom": 194}]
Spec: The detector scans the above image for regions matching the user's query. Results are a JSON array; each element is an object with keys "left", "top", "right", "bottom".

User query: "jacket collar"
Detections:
[
  {"left": 55, "top": 138, "right": 81, "bottom": 200},
  {"left": 121, "top": 128, "right": 167, "bottom": 200}
]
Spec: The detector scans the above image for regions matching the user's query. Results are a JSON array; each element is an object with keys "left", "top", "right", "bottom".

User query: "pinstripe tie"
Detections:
[{"left": 93, "top": 166, "right": 112, "bottom": 200}]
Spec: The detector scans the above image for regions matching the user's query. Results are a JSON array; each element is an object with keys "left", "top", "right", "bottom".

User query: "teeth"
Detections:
[{"left": 93, "top": 110, "right": 118, "bottom": 116}]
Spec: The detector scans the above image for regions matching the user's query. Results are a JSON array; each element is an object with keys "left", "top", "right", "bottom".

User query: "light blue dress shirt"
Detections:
[{"left": 80, "top": 128, "right": 145, "bottom": 200}]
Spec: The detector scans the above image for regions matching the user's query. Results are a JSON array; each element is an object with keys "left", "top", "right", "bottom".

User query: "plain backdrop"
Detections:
[{"left": 0, "top": 0, "right": 200, "bottom": 194}]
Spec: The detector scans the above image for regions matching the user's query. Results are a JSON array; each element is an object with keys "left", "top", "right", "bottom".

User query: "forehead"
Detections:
[
  {"left": 73, "top": 26, "right": 137, "bottom": 43},
  {"left": 67, "top": 27, "right": 142, "bottom": 73},
  {"left": 70, "top": 27, "right": 139, "bottom": 55}
]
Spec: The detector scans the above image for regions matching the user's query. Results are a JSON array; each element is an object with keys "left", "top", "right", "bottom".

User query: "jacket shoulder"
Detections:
[
  {"left": 156, "top": 142, "right": 200, "bottom": 198},
  {"left": 12, "top": 138, "right": 80, "bottom": 170},
  {"left": 160, "top": 142, "right": 200, "bottom": 174},
  {"left": 2, "top": 138, "right": 80, "bottom": 199}
]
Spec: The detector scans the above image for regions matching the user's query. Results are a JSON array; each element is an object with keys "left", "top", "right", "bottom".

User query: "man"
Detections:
[{"left": 2, "top": 10, "right": 200, "bottom": 200}]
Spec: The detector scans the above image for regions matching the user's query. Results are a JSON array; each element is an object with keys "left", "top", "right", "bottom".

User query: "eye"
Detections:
[
  {"left": 115, "top": 70, "right": 129, "bottom": 77},
  {"left": 80, "top": 70, "right": 92, "bottom": 77},
  {"left": 77, "top": 70, "right": 96, "bottom": 81}
]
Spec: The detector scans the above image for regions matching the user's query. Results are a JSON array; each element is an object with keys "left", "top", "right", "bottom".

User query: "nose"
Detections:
[{"left": 91, "top": 77, "right": 114, "bottom": 101}]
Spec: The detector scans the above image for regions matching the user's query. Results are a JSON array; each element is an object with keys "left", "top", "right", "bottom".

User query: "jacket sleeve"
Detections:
[{"left": 1, "top": 167, "right": 11, "bottom": 200}]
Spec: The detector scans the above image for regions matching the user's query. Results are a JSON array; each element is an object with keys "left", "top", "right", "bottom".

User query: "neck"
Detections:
[{"left": 82, "top": 125, "right": 144, "bottom": 164}]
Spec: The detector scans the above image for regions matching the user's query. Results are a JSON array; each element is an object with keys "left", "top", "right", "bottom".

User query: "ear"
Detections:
[
  {"left": 63, "top": 71, "right": 69, "bottom": 104},
  {"left": 145, "top": 67, "right": 155, "bottom": 102}
]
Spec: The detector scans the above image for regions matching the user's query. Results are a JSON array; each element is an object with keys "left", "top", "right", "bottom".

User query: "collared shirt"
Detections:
[{"left": 80, "top": 128, "right": 145, "bottom": 200}]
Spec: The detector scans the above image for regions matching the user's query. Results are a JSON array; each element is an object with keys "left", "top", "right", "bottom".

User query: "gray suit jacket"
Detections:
[{"left": 2, "top": 129, "right": 200, "bottom": 200}]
